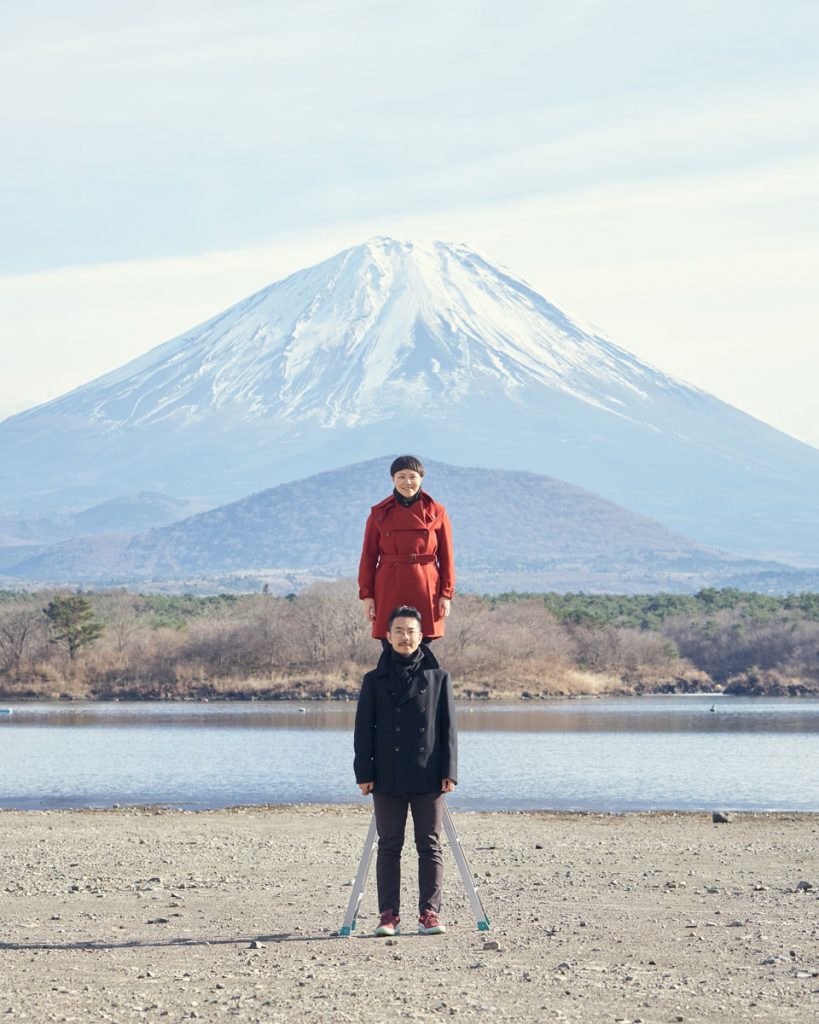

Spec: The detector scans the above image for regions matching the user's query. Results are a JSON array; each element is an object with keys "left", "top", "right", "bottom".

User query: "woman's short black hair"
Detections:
[
  {"left": 387, "top": 605, "right": 423, "bottom": 629},
  {"left": 390, "top": 454, "right": 425, "bottom": 477}
]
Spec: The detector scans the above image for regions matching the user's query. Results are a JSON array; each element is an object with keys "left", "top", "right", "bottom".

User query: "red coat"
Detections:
[{"left": 358, "top": 492, "right": 455, "bottom": 639}]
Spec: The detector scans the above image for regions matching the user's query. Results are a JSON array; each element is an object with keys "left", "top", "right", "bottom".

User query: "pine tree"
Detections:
[{"left": 43, "top": 594, "right": 104, "bottom": 660}]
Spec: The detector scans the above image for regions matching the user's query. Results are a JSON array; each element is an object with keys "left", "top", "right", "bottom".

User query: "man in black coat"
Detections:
[{"left": 353, "top": 604, "right": 458, "bottom": 936}]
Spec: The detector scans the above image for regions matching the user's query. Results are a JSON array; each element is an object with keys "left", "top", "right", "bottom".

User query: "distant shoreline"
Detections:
[
  {"left": 3, "top": 688, "right": 818, "bottom": 703},
  {"left": 3, "top": 676, "right": 818, "bottom": 703}
]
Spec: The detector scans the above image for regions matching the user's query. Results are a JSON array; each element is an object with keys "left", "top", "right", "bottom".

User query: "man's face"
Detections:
[{"left": 386, "top": 616, "right": 422, "bottom": 655}]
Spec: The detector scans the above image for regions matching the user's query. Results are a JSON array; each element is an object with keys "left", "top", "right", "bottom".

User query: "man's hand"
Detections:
[
  {"left": 358, "top": 782, "right": 374, "bottom": 795},
  {"left": 363, "top": 598, "right": 376, "bottom": 623},
  {"left": 438, "top": 596, "right": 451, "bottom": 618},
  {"left": 441, "top": 778, "right": 456, "bottom": 793}
]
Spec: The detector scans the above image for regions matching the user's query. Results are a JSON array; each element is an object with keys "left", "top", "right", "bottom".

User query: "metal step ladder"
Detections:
[{"left": 339, "top": 801, "right": 490, "bottom": 936}]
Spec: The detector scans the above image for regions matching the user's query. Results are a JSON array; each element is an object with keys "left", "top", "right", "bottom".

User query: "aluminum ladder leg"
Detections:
[
  {"left": 442, "top": 801, "right": 490, "bottom": 931},
  {"left": 339, "top": 801, "right": 490, "bottom": 936},
  {"left": 339, "top": 813, "right": 378, "bottom": 936}
]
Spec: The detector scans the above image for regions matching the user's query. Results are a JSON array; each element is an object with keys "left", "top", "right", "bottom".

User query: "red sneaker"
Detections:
[
  {"left": 374, "top": 909, "right": 400, "bottom": 936},
  {"left": 418, "top": 909, "right": 446, "bottom": 935}
]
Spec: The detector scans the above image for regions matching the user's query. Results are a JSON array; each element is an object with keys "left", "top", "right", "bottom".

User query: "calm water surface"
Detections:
[{"left": 1, "top": 696, "right": 817, "bottom": 812}]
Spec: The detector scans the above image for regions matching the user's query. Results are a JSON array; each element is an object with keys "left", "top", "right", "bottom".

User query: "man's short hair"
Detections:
[
  {"left": 387, "top": 605, "right": 423, "bottom": 629},
  {"left": 390, "top": 455, "right": 425, "bottom": 478}
]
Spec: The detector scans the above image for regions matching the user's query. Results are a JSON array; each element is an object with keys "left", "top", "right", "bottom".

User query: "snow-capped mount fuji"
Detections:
[
  {"left": 12, "top": 237, "right": 679, "bottom": 430},
  {"left": 3, "top": 237, "right": 819, "bottom": 563}
]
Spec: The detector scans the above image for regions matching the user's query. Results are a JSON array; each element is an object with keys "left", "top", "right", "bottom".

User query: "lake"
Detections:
[{"left": 1, "top": 695, "right": 817, "bottom": 812}]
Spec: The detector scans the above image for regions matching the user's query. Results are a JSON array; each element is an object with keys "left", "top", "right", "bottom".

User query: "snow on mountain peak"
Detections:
[{"left": 16, "top": 237, "right": 687, "bottom": 431}]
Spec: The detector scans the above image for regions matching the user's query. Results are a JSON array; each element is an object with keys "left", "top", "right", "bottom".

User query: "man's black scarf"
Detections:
[
  {"left": 393, "top": 487, "right": 423, "bottom": 508},
  {"left": 389, "top": 646, "right": 423, "bottom": 691}
]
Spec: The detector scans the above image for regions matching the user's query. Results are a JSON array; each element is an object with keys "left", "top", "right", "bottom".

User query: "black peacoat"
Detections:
[{"left": 353, "top": 645, "right": 458, "bottom": 794}]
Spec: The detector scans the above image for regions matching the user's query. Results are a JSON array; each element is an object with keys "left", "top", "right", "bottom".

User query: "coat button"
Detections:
[
  {"left": 418, "top": 746, "right": 425, "bottom": 752},
  {"left": 395, "top": 726, "right": 400, "bottom": 732},
  {"left": 394, "top": 746, "right": 400, "bottom": 752}
]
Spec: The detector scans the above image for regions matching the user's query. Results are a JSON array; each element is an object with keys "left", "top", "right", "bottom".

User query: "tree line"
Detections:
[{"left": 0, "top": 584, "right": 817, "bottom": 700}]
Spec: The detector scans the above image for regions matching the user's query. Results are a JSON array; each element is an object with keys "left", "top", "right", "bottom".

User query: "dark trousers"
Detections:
[{"left": 372, "top": 791, "right": 444, "bottom": 916}]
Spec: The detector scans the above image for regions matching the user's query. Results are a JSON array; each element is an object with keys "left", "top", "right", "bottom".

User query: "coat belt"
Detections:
[{"left": 379, "top": 553, "right": 437, "bottom": 565}]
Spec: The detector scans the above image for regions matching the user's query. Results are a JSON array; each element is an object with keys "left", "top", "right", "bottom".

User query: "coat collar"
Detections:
[
  {"left": 376, "top": 643, "right": 440, "bottom": 704},
  {"left": 371, "top": 492, "right": 444, "bottom": 528},
  {"left": 375, "top": 643, "right": 440, "bottom": 675}
]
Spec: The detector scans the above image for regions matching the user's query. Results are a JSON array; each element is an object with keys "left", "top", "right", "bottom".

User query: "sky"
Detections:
[{"left": 2, "top": 0, "right": 818, "bottom": 446}]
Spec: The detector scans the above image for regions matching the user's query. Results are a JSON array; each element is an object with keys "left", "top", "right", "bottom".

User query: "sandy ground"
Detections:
[{"left": 0, "top": 806, "right": 817, "bottom": 1024}]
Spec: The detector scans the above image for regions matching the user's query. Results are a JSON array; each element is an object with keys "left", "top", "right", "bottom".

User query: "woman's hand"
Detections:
[
  {"left": 358, "top": 782, "right": 374, "bottom": 795},
  {"left": 438, "top": 596, "right": 451, "bottom": 618},
  {"left": 363, "top": 598, "right": 376, "bottom": 623},
  {"left": 441, "top": 778, "right": 456, "bottom": 793}
]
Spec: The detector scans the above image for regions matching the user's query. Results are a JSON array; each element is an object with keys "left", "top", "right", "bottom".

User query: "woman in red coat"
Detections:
[{"left": 358, "top": 455, "right": 455, "bottom": 640}]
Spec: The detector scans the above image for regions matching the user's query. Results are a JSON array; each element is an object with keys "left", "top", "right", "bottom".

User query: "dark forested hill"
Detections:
[{"left": 5, "top": 458, "right": 817, "bottom": 594}]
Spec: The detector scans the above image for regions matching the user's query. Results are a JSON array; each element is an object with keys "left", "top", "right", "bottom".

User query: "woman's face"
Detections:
[{"left": 393, "top": 470, "right": 423, "bottom": 499}]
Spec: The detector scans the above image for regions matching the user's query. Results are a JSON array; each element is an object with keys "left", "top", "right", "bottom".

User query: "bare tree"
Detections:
[
  {"left": 0, "top": 606, "right": 45, "bottom": 672},
  {"left": 94, "top": 592, "right": 146, "bottom": 658},
  {"left": 289, "top": 581, "right": 369, "bottom": 666}
]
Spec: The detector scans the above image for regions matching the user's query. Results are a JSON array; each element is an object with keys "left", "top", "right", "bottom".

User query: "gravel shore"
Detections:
[{"left": 1, "top": 806, "right": 817, "bottom": 1023}]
